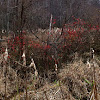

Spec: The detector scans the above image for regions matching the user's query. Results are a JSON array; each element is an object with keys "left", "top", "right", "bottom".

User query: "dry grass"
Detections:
[
  {"left": 0, "top": 56, "right": 100, "bottom": 100},
  {"left": 58, "top": 58, "right": 100, "bottom": 100}
]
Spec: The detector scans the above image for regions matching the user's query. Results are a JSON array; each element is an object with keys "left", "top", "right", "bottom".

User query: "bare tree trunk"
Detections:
[
  {"left": 19, "top": 0, "right": 25, "bottom": 60},
  {"left": 7, "top": 0, "right": 10, "bottom": 36}
]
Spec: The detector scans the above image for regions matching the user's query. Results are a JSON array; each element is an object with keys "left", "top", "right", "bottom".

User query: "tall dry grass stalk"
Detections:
[
  {"left": 90, "top": 48, "right": 98, "bottom": 100},
  {"left": 90, "top": 81, "right": 98, "bottom": 100},
  {"left": 22, "top": 51, "right": 28, "bottom": 100},
  {"left": 3, "top": 48, "right": 8, "bottom": 100}
]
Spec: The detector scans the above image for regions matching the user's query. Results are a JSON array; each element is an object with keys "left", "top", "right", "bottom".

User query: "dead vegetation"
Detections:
[{"left": 0, "top": 55, "right": 100, "bottom": 100}]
